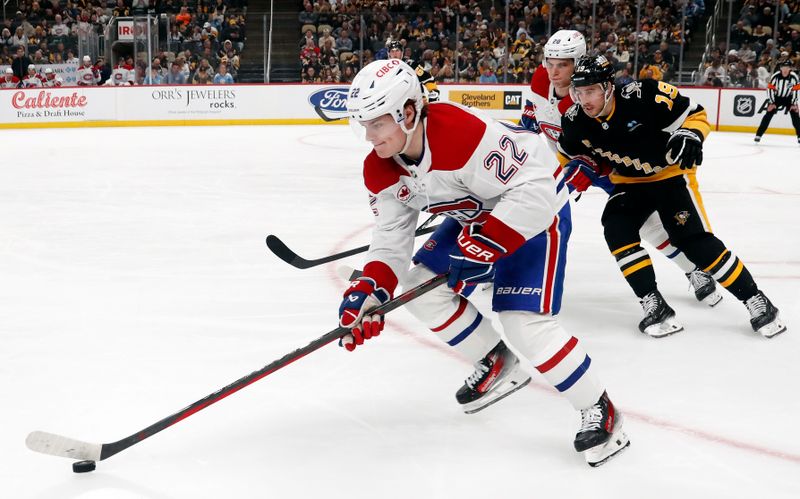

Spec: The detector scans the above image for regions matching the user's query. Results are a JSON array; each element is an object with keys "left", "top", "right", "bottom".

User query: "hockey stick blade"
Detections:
[
  {"left": 267, "top": 223, "right": 439, "bottom": 270},
  {"left": 26, "top": 273, "right": 448, "bottom": 464},
  {"left": 314, "top": 106, "right": 347, "bottom": 122}
]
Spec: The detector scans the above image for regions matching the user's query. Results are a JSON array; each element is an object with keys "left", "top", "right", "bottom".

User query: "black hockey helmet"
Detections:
[
  {"left": 571, "top": 55, "right": 615, "bottom": 87},
  {"left": 386, "top": 39, "right": 402, "bottom": 52}
]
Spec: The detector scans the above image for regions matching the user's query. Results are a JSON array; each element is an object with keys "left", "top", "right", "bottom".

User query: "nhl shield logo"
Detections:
[
  {"left": 733, "top": 95, "right": 756, "bottom": 117},
  {"left": 674, "top": 210, "right": 691, "bottom": 226}
]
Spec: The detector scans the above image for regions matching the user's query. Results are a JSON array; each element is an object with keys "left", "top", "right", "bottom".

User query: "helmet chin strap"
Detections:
[{"left": 398, "top": 107, "right": 423, "bottom": 156}]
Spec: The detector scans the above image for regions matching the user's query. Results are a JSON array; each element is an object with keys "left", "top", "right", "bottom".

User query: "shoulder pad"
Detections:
[{"left": 363, "top": 151, "right": 409, "bottom": 195}]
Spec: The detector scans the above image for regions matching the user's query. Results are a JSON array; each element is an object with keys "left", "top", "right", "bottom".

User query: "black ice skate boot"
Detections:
[
  {"left": 638, "top": 291, "right": 683, "bottom": 338},
  {"left": 745, "top": 291, "right": 787, "bottom": 338},
  {"left": 686, "top": 269, "right": 722, "bottom": 307},
  {"left": 574, "top": 391, "right": 630, "bottom": 467},
  {"left": 456, "top": 341, "right": 531, "bottom": 414}
]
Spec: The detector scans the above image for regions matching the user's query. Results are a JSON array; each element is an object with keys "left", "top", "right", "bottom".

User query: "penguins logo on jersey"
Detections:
[
  {"left": 674, "top": 210, "right": 690, "bottom": 226},
  {"left": 621, "top": 82, "right": 642, "bottom": 100},
  {"left": 565, "top": 104, "right": 580, "bottom": 121}
]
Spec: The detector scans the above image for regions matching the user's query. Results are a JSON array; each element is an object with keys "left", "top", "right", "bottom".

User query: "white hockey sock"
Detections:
[
  {"left": 500, "top": 311, "right": 604, "bottom": 410},
  {"left": 640, "top": 212, "right": 696, "bottom": 273},
  {"left": 403, "top": 264, "right": 500, "bottom": 362}
]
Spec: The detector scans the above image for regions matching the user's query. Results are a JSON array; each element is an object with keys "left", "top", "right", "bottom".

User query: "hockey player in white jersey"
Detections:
[
  {"left": 42, "top": 68, "right": 63, "bottom": 87},
  {"left": 77, "top": 55, "right": 100, "bottom": 86},
  {"left": 521, "top": 29, "right": 721, "bottom": 309},
  {"left": 106, "top": 57, "right": 135, "bottom": 86},
  {"left": 337, "top": 59, "right": 629, "bottom": 467},
  {"left": 22, "top": 64, "right": 43, "bottom": 88}
]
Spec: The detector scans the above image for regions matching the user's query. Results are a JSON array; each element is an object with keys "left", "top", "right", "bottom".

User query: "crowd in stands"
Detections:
[
  {"left": 299, "top": 0, "right": 706, "bottom": 85},
  {"left": 0, "top": 0, "right": 247, "bottom": 86},
  {"left": 700, "top": 0, "right": 800, "bottom": 87}
]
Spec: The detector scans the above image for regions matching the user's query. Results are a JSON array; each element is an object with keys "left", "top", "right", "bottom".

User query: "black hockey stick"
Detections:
[
  {"left": 266, "top": 215, "right": 440, "bottom": 270},
  {"left": 26, "top": 273, "right": 448, "bottom": 466},
  {"left": 314, "top": 105, "right": 347, "bottom": 122}
]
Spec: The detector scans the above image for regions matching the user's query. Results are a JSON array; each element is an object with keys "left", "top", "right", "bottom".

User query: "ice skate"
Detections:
[
  {"left": 574, "top": 391, "right": 630, "bottom": 467},
  {"left": 686, "top": 269, "right": 722, "bottom": 307},
  {"left": 456, "top": 341, "right": 531, "bottom": 414},
  {"left": 638, "top": 291, "right": 683, "bottom": 338},
  {"left": 754, "top": 136, "right": 761, "bottom": 143},
  {"left": 745, "top": 291, "right": 786, "bottom": 338}
]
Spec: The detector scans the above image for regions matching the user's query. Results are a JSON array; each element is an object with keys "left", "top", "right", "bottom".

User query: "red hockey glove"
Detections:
[{"left": 338, "top": 277, "right": 390, "bottom": 352}]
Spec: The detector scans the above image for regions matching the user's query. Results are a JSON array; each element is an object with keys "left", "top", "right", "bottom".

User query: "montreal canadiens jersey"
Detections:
[
  {"left": 557, "top": 79, "right": 711, "bottom": 184},
  {"left": 362, "top": 102, "right": 567, "bottom": 289},
  {"left": 523, "top": 65, "right": 575, "bottom": 152}
]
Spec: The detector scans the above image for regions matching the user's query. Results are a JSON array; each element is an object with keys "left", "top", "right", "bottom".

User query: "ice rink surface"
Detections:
[{"left": 1, "top": 124, "right": 798, "bottom": 499}]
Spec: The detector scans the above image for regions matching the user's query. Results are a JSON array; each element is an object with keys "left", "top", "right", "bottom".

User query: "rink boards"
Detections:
[{"left": 0, "top": 83, "right": 795, "bottom": 135}]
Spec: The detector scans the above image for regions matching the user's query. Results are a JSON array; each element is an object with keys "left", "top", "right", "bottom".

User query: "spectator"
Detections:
[
  {"left": 11, "top": 46, "right": 32, "bottom": 79},
  {"left": 11, "top": 27, "right": 29, "bottom": 51},
  {"left": 192, "top": 65, "right": 213, "bottom": 84},
  {"left": 143, "top": 65, "right": 164, "bottom": 85},
  {"left": 166, "top": 61, "right": 186, "bottom": 84},
  {"left": 478, "top": 65, "right": 498, "bottom": 83},
  {"left": 213, "top": 63, "right": 234, "bottom": 84}
]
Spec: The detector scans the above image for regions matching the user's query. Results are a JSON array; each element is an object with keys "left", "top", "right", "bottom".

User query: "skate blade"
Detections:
[
  {"left": 463, "top": 377, "right": 531, "bottom": 415},
  {"left": 758, "top": 318, "right": 787, "bottom": 339},
  {"left": 700, "top": 290, "right": 723, "bottom": 307},
  {"left": 586, "top": 431, "right": 631, "bottom": 468},
  {"left": 642, "top": 316, "right": 684, "bottom": 338}
]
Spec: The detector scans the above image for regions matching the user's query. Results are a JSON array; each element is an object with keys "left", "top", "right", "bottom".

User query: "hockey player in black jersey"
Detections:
[
  {"left": 558, "top": 55, "right": 786, "bottom": 338},
  {"left": 754, "top": 60, "right": 800, "bottom": 144},
  {"left": 387, "top": 40, "right": 440, "bottom": 102}
]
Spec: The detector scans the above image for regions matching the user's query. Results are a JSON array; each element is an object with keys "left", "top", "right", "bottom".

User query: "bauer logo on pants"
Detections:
[{"left": 733, "top": 95, "right": 756, "bottom": 117}]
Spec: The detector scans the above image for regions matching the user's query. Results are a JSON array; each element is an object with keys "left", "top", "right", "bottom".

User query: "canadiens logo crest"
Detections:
[
  {"left": 674, "top": 210, "right": 690, "bottom": 226},
  {"left": 423, "top": 240, "right": 437, "bottom": 251},
  {"left": 621, "top": 82, "right": 642, "bottom": 100},
  {"left": 539, "top": 122, "right": 562, "bottom": 142}
]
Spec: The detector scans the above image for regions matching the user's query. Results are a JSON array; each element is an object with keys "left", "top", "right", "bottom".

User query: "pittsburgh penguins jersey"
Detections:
[
  {"left": 406, "top": 58, "right": 440, "bottom": 102},
  {"left": 557, "top": 79, "right": 711, "bottom": 184},
  {"left": 523, "top": 64, "right": 575, "bottom": 151},
  {"left": 360, "top": 102, "right": 566, "bottom": 294}
]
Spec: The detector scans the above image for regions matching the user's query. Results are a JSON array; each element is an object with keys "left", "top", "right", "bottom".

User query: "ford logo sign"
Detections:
[{"left": 308, "top": 87, "right": 349, "bottom": 112}]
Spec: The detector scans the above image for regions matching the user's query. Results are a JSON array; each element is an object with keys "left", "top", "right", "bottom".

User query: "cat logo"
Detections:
[{"left": 674, "top": 210, "right": 691, "bottom": 226}]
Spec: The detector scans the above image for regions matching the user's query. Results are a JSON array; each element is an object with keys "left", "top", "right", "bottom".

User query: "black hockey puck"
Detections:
[{"left": 72, "top": 460, "right": 96, "bottom": 473}]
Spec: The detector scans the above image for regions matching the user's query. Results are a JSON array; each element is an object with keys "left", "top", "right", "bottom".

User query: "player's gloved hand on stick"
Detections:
[
  {"left": 519, "top": 100, "right": 540, "bottom": 133},
  {"left": 338, "top": 277, "right": 390, "bottom": 352},
  {"left": 564, "top": 155, "right": 614, "bottom": 195},
  {"left": 448, "top": 224, "right": 506, "bottom": 294},
  {"left": 666, "top": 128, "right": 704, "bottom": 170}
]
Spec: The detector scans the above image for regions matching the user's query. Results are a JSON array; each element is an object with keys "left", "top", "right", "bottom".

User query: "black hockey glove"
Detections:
[{"left": 666, "top": 128, "right": 703, "bottom": 170}]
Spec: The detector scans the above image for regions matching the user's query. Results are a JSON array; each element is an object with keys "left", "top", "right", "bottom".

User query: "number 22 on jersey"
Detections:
[{"left": 483, "top": 135, "right": 527, "bottom": 184}]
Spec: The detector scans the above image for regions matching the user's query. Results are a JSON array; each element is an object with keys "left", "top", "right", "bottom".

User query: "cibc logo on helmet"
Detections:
[{"left": 375, "top": 59, "right": 400, "bottom": 77}]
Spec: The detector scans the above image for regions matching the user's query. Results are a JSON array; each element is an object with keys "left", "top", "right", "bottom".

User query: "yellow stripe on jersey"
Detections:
[
  {"left": 556, "top": 151, "right": 572, "bottom": 168},
  {"left": 682, "top": 109, "right": 712, "bottom": 140},
  {"left": 622, "top": 259, "right": 652, "bottom": 277},
  {"left": 612, "top": 242, "right": 641, "bottom": 256},
  {"left": 610, "top": 165, "right": 685, "bottom": 184}
]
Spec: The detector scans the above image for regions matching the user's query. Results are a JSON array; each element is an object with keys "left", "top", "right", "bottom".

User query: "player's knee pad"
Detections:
[
  {"left": 639, "top": 212, "right": 669, "bottom": 248},
  {"left": 402, "top": 263, "right": 460, "bottom": 324},
  {"left": 499, "top": 311, "right": 563, "bottom": 360}
]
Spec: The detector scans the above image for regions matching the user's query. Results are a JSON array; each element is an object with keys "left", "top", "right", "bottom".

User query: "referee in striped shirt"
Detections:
[{"left": 755, "top": 60, "right": 800, "bottom": 144}]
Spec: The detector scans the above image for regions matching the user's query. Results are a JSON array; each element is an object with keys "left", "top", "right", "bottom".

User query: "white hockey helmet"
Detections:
[
  {"left": 5, "top": 67, "right": 13, "bottom": 74},
  {"left": 347, "top": 59, "right": 424, "bottom": 153},
  {"left": 543, "top": 30, "right": 587, "bottom": 62}
]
